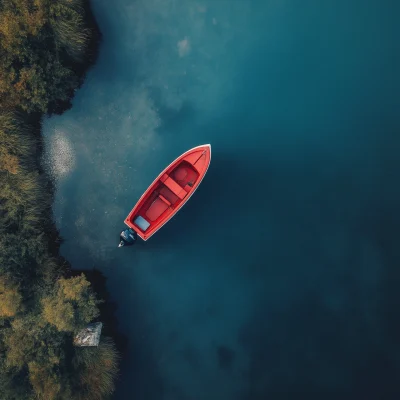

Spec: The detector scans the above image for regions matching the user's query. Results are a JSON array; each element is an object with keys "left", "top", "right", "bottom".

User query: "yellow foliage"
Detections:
[
  {"left": 0, "top": 1, "right": 45, "bottom": 51},
  {"left": 0, "top": 276, "right": 23, "bottom": 317},
  {"left": 0, "top": 149, "right": 19, "bottom": 174},
  {"left": 42, "top": 295, "right": 75, "bottom": 332},
  {"left": 4, "top": 320, "right": 35, "bottom": 369},
  {"left": 48, "top": 355, "right": 61, "bottom": 366},
  {"left": 0, "top": 0, "right": 91, "bottom": 111},
  {"left": 42, "top": 274, "right": 99, "bottom": 332},
  {"left": 60, "top": 274, "right": 91, "bottom": 301},
  {"left": 28, "top": 362, "right": 61, "bottom": 400}
]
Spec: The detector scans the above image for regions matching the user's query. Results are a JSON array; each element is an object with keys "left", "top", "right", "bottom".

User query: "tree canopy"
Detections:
[
  {"left": 0, "top": 276, "right": 23, "bottom": 318},
  {"left": 42, "top": 275, "right": 100, "bottom": 332},
  {"left": 0, "top": 0, "right": 90, "bottom": 113}
]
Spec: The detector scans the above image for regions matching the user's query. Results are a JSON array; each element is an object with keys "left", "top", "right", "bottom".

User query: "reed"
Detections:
[
  {"left": 50, "top": 0, "right": 90, "bottom": 60},
  {"left": 74, "top": 337, "right": 120, "bottom": 400}
]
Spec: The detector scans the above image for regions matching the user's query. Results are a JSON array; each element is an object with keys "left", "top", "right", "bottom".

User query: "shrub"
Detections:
[
  {"left": 73, "top": 337, "right": 120, "bottom": 400},
  {"left": 42, "top": 275, "right": 100, "bottom": 332}
]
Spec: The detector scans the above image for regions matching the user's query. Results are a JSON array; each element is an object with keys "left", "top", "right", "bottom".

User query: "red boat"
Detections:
[{"left": 124, "top": 144, "right": 211, "bottom": 241}]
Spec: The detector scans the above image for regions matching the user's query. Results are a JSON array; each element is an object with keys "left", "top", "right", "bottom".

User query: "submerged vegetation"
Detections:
[{"left": 0, "top": 1, "right": 119, "bottom": 399}]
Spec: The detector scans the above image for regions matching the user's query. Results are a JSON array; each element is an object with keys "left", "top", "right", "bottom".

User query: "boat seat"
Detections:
[
  {"left": 145, "top": 196, "right": 169, "bottom": 221},
  {"left": 158, "top": 194, "right": 171, "bottom": 206},
  {"left": 160, "top": 173, "right": 187, "bottom": 200},
  {"left": 159, "top": 186, "right": 179, "bottom": 204},
  {"left": 133, "top": 215, "right": 150, "bottom": 231}
]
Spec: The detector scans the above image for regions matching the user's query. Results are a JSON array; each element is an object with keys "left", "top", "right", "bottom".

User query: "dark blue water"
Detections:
[{"left": 43, "top": 0, "right": 400, "bottom": 399}]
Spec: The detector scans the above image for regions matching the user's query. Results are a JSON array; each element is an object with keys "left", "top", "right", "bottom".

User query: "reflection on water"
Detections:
[{"left": 43, "top": 129, "right": 75, "bottom": 180}]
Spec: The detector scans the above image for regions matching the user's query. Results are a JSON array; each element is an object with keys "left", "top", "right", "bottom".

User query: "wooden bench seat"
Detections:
[{"left": 160, "top": 173, "right": 187, "bottom": 200}]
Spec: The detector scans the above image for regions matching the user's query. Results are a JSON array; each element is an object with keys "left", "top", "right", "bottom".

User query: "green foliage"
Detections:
[
  {"left": 3, "top": 315, "right": 62, "bottom": 370},
  {"left": 0, "top": 366, "right": 31, "bottom": 400}
]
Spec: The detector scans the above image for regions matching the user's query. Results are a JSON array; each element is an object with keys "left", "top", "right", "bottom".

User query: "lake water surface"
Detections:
[{"left": 43, "top": 1, "right": 400, "bottom": 399}]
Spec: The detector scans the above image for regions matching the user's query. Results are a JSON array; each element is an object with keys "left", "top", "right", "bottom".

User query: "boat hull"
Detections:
[{"left": 124, "top": 144, "right": 211, "bottom": 240}]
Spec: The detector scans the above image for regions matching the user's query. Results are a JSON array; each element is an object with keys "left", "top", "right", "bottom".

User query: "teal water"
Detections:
[{"left": 43, "top": 0, "right": 400, "bottom": 399}]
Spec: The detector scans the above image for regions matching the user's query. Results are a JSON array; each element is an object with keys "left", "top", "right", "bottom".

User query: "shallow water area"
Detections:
[{"left": 43, "top": 1, "right": 400, "bottom": 399}]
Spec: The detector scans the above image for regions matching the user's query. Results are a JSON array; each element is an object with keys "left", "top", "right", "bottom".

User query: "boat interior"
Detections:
[{"left": 132, "top": 161, "right": 200, "bottom": 232}]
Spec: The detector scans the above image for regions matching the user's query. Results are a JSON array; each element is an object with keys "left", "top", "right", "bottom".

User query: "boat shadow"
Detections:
[{"left": 143, "top": 148, "right": 271, "bottom": 250}]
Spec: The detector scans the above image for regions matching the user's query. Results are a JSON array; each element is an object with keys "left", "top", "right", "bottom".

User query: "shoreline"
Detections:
[{"left": 0, "top": 1, "right": 122, "bottom": 398}]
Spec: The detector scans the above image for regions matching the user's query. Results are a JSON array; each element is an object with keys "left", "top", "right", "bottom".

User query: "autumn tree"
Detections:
[
  {"left": 0, "top": 0, "right": 91, "bottom": 112},
  {"left": 4, "top": 323, "right": 36, "bottom": 370},
  {"left": 42, "top": 274, "right": 100, "bottom": 332},
  {"left": 0, "top": 276, "right": 23, "bottom": 318},
  {"left": 28, "top": 362, "right": 61, "bottom": 400}
]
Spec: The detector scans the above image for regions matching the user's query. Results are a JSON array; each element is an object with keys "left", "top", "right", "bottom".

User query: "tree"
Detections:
[
  {"left": 0, "top": 0, "right": 90, "bottom": 112},
  {"left": 0, "top": 276, "right": 23, "bottom": 317},
  {"left": 28, "top": 362, "right": 61, "bottom": 400},
  {"left": 4, "top": 325, "right": 36, "bottom": 369},
  {"left": 0, "top": 366, "right": 31, "bottom": 400},
  {"left": 42, "top": 274, "right": 100, "bottom": 332}
]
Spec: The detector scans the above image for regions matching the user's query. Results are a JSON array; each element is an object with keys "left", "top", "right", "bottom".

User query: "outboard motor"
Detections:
[{"left": 118, "top": 228, "right": 137, "bottom": 248}]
